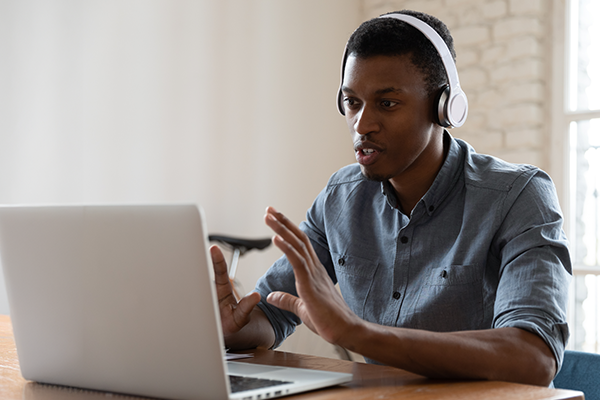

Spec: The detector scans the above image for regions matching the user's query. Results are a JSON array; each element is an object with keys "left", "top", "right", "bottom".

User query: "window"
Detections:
[{"left": 559, "top": 0, "right": 600, "bottom": 353}]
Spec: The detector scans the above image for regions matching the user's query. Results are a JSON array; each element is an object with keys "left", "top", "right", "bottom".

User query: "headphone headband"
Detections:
[{"left": 337, "top": 13, "right": 468, "bottom": 128}]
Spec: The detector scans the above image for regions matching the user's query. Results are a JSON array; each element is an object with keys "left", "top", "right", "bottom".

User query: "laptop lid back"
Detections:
[{"left": 0, "top": 204, "right": 230, "bottom": 400}]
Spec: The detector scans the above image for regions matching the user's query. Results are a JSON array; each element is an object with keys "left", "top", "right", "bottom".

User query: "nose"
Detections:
[{"left": 352, "top": 105, "right": 379, "bottom": 136}]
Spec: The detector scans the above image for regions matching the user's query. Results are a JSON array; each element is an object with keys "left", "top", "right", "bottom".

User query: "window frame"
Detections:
[
  {"left": 551, "top": 0, "right": 600, "bottom": 352},
  {"left": 551, "top": 0, "right": 600, "bottom": 263}
]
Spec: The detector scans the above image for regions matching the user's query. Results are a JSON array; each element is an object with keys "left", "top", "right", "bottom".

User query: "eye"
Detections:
[
  {"left": 381, "top": 100, "right": 398, "bottom": 108},
  {"left": 343, "top": 97, "right": 360, "bottom": 109}
]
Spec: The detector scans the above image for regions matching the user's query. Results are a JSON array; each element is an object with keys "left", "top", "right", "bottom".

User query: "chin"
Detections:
[{"left": 359, "top": 166, "right": 389, "bottom": 182}]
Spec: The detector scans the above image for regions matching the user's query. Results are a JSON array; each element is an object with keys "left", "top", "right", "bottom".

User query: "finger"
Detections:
[
  {"left": 265, "top": 213, "right": 322, "bottom": 281},
  {"left": 265, "top": 207, "right": 306, "bottom": 243},
  {"left": 266, "top": 291, "right": 302, "bottom": 315},
  {"left": 210, "top": 245, "right": 235, "bottom": 301},
  {"left": 229, "top": 292, "right": 261, "bottom": 330},
  {"left": 266, "top": 291, "right": 317, "bottom": 334},
  {"left": 234, "top": 291, "right": 261, "bottom": 323},
  {"left": 264, "top": 208, "right": 313, "bottom": 260},
  {"left": 266, "top": 206, "right": 304, "bottom": 238},
  {"left": 271, "top": 234, "right": 309, "bottom": 275},
  {"left": 266, "top": 208, "right": 319, "bottom": 263}
]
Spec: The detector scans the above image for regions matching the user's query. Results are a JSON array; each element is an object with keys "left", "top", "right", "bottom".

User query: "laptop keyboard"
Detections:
[{"left": 229, "top": 375, "right": 293, "bottom": 393}]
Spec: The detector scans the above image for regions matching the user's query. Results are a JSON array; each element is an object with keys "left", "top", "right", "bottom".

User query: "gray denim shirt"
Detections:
[{"left": 256, "top": 134, "right": 571, "bottom": 369}]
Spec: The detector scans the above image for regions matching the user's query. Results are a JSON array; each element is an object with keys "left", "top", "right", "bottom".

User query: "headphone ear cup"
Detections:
[
  {"left": 337, "top": 88, "right": 346, "bottom": 116},
  {"left": 435, "top": 85, "right": 451, "bottom": 127}
]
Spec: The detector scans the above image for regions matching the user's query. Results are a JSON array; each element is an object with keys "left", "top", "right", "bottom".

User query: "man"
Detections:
[{"left": 210, "top": 10, "right": 571, "bottom": 386}]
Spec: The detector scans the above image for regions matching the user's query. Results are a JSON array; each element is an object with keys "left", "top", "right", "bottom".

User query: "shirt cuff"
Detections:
[{"left": 495, "top": 308, "right": 569, "bottom": 373}]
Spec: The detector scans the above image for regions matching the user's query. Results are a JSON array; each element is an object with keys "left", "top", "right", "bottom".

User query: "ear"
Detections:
[{"left": 433, "top": 85, "right": 451, "bottom": 127}]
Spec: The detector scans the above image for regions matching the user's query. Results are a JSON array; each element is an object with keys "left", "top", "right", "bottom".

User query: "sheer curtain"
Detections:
[{"left": 0, "top": 0, "right": 359, "bottom": 313}]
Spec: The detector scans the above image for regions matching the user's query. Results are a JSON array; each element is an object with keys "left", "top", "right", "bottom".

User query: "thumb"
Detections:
[
  {"left": 267, "top": 291, "right": 317, "bottom": 335},
  {"left": 234, "top": 291, "right": 261, "bottom": 323},
  {"left": 267, "top": 291, "right": 302, "bottom": 314},
  {"left": 222, "top": 291, "right": 261, "bottom": 335}
]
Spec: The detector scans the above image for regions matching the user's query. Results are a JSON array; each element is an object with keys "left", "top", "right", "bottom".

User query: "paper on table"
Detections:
[{"left": 225, "top": 352, "right": 254, "bottom": 361}]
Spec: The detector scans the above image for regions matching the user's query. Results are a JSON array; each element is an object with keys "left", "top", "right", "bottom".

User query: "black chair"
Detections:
[{"left": 553, "top": 350, "right": 600, "bottom": 400}]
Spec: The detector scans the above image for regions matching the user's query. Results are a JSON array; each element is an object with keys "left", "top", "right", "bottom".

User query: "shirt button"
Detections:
[
  {"left": 338, "top": 258, "right": 345, "bottom": 266},
  {"left": 400, "top": 236, "right": 408, "bottom": 244},
  {"left": 429, "top": 205, "right": 435, "bottom": 212},
  {"left": 392, "top": 291, "right": 401, "bottom": 300}
]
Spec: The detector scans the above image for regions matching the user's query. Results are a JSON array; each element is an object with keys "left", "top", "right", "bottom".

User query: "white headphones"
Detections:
[{"left": 337, "top": 13, "right": 468, "bottom": 128}]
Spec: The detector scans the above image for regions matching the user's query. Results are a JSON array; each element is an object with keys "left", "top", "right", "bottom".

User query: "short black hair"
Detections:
[{"left": 346, "top": 10, "right": 455, "bottom": 96}]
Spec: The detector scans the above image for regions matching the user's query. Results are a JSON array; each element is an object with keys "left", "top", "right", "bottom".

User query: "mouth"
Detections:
[{"left": 354, "top": 143, "right": 383, "bottom": 166}]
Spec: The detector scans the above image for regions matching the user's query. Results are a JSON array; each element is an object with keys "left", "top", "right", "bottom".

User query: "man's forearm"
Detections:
[
  {"left": 224, "top": 307, "right": 276, "bottom": 351},
  {"left": 344, "top": 323, "right": 556, "bottom": 386}
]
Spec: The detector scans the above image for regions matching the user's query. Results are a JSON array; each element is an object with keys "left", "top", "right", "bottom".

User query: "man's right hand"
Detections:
[{"left": 210, "top": 245, "right": 263, "bottom": 339}]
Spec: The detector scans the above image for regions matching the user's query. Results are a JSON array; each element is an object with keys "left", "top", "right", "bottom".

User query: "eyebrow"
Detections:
[{"left": 341, "top": 86, "right": 406, "bottom": 95}]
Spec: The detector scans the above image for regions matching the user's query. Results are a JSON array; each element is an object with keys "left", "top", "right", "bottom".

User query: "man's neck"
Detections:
[{"left": 389, "top": 133, "right": 450, "bottom": 214}]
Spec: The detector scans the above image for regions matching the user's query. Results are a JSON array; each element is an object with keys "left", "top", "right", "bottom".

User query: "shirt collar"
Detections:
[{"left": 380, "top": 131, "right": 464, "bottom": 216}]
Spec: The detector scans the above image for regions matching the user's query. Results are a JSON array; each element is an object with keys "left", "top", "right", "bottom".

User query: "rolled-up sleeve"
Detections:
[{"left": 492, "top": 170, "right": 572, "bottom": 370}]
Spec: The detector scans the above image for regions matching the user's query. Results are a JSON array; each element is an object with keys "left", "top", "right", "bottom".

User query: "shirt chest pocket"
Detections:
[
  {"left": 429, "top": 265, "right": 481, "bottom": 286},
  {"left": 332, "top": 252, "right": 379, "bottom": 319},
  {"left": 413, "top": 264, "right": 484, "bottom": 331}
]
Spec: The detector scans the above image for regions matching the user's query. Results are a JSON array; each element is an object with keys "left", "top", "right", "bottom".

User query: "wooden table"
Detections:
[{"left": 0, "top": 315, "right": 583, "bottom": 400}]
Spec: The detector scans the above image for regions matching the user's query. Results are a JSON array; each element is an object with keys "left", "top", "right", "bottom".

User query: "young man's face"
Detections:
[{"left": 341, "top": 54, "right": 443, "bottom": 185}]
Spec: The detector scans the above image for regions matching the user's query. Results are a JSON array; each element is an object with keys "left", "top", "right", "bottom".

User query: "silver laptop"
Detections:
[{"left": 0, "top": 204, "right": 352, "bottom": 400}]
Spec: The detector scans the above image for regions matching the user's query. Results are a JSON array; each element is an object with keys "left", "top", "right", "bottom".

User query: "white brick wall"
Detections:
[{"left": 361, "top": 0, "right": 553, "bottom": 169}]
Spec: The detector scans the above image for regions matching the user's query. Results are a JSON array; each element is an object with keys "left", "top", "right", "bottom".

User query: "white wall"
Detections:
[{"left": 0, "top": 0, "right": 360, "bottom": 314}]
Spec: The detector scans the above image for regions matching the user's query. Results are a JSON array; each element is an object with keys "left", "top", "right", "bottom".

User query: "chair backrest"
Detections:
[{"left": 553, "top": 350, "right": 600, "bottom": 400}]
